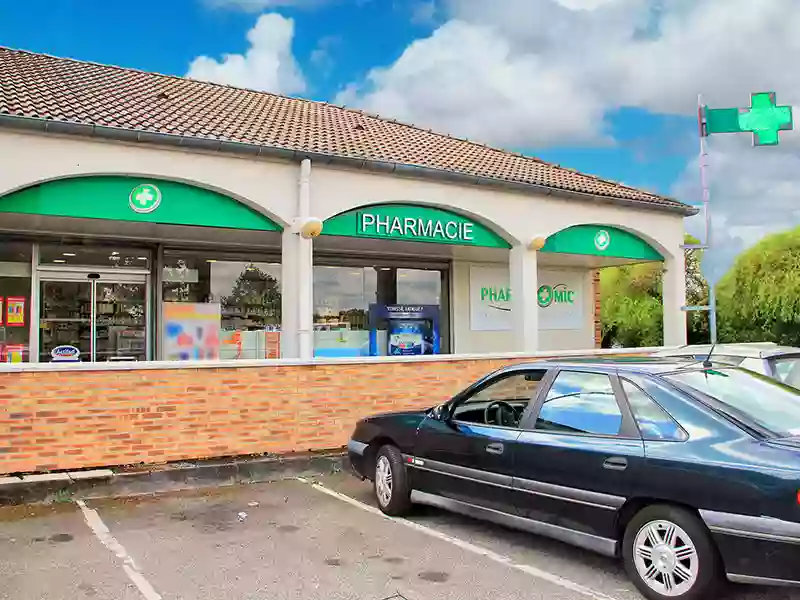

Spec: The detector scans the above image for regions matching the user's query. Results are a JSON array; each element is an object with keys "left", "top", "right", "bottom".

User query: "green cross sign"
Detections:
[
  {"left": 594, "top": 229, "right": 611, "bottom": 251},
  {"left": 129, "top": 183, "right": 162, "bottom": 214},
  {"left": 704, "top": 92, "right": 793, "bottom": 146}
]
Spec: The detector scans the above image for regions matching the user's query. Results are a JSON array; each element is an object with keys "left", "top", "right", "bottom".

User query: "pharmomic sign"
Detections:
[
  {"left": 537, "top": 284, "right": 575, "bottom": 308},
  {"left": 470, "top": 266, "right": 585, "bottom": 332},
  {"left": 322, "top": 203, "right": 511, "bottom": 248}
]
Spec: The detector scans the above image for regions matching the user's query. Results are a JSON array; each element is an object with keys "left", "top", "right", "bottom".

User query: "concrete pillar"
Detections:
[
  {"left": 662, "top": 253, "right": 687, "bottom": 347},
  {"left": 509, "top": 245, "right": 539, "bottom": 353},
  {"left": 281, "top": 159, "right": 314, "bottom": 359},
  {"left": 296, "top": 159, "right": 314, "bottom": 360}
]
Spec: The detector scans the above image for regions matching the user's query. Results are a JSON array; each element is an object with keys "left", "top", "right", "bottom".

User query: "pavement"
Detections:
[{"left": 1, "top": 473, "right": 797, "bottom": 600}]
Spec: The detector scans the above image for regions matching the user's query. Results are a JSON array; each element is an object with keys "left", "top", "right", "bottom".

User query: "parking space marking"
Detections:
[
  {"left": 299, "top": 478, "right": 619, "bottom": 600},
  {"left": 75, "top": 499, "right": 162, "bottom": 600}
]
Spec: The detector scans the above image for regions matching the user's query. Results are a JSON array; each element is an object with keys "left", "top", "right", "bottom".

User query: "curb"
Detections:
[{"left": 0, "top": 452, "right": 347, "bottom": 506}]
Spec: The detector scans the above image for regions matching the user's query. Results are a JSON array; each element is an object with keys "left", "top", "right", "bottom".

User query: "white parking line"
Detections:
[
  {"left": 75, "top": 499, "right": 162, "bottom": 600},
  {"left": 299, "top": 478, "right": 619, "bottom": 600}
]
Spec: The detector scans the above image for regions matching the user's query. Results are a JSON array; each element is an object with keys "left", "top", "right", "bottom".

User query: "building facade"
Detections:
[{"left": 0, "top": 48, "right": 694, "bottom": 366}]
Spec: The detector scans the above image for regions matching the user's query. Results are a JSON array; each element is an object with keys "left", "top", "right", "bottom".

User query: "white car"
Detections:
[{"left": 653, "top": 342, "right": 800, "bottom": 388}]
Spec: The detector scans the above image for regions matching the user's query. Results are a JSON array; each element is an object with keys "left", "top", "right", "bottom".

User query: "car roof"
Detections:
[
  {"left": 656, "top": 343, "right": 800, "bottom": 359},
  {"left": 506, "top": 356, "right": 700, "bottom": 375}
]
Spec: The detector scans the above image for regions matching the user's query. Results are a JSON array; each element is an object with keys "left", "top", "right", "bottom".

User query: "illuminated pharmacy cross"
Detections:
[{"left": 739, "top": 93, "right": 793, "bottom": 146}]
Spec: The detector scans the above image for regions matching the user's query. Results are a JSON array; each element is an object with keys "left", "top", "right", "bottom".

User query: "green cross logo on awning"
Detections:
[
  {"left": 594, "top": 229, "right": 611, "bottom": 251},
  {"left": 704, "top": 92, "right": 794, "bottom": 146},
  {"left": 129, "top": 183, "right": 162, "bottom": 214}
]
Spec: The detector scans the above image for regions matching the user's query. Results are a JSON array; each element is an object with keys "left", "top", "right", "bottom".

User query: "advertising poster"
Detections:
[
  {"left": 162, "top": 302, "right": 221, "bottom": 361},
  {"left": 469, "top": 266, "right": 585, "bottom": 331},
  {"left": 0, "top": 297, "right": 4, "bottom": 325},
  {"left": 368, "top": 304, "right": 440, "bottom": 356},
  {"left": 6, "top": 297, "right": 25, "bottom": 327}
]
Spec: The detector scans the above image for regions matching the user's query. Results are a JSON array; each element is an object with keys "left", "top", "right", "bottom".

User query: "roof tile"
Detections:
[{"left": 0, "top": 46, "right": 688, "bottom": 211}]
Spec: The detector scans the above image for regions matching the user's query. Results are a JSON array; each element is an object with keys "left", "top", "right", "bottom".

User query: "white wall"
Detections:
[
  {"left": 0, "top": 130, "right": 687, "bottom": 354},
  {"left": 0, "top": 130, "right": 298, "bottom": 227},
  {"left": 310, "top": 164, "right": 686, "bottom": 261},
  {"left": 451, "top": 260, "right": 595, "bottom": 354}
]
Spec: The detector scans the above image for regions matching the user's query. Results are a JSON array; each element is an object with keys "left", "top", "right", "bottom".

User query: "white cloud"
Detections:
[
  {"left": 339, "top": 0, "right": 800, "bottom": 147},
  {"left": 186, "top": 13, "right": 306, "bottom": 95},
  {"left": 336, "top": 19, "right": 612, "bottom": 147},
  {"left": 309, "top": 35, "right": 341, "bottom": 75},
  {"left": 205, "top": 0, "right": 326, "bottom": 11}
]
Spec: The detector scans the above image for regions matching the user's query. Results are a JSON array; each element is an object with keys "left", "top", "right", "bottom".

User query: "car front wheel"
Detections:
[
  {"left": 373, "top": 445, "right": 411, "bottom": 517},
  {"left": 622, "top": 505, "right": 722, "bottom": 600}
]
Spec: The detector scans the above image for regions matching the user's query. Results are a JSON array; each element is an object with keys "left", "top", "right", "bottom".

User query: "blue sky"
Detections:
[
  {"left": 0, "top": 0, "right": 694, "bottom": 196},
  {"left": 1, "top": 0, "right": 798, "bottom": 277}
]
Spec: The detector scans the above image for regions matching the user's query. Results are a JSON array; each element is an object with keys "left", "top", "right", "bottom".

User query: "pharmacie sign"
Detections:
[
  {"left": 359, "top": 212, "right": 475, "bottom": 243},
  {"left": 470, "top": 266, "right": 584, "bottom": 332},
  {"left": 322, "top": 203, "right": 510, "bottom": 248}
]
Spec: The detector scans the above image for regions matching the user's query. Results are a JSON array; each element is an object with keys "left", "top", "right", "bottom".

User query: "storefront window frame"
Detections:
[
  {"left": 313, "top": 253, "right": 452, "bottom": 356},
  {"left": 158, "top": 246, "right": 283, "bottom": 361}
]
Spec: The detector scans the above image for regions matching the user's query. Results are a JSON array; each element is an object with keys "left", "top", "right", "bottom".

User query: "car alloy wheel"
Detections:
[
  {"left": 375, "top": 455, "right": 394, "bottom": 508},
  {"left": 633, "top": 519, "right": 699, "bottom": 597}
]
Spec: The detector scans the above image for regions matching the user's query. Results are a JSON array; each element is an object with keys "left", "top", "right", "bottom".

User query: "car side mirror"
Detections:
[{"left": 431, "top": 403, "right": 448, "bottom": 422}]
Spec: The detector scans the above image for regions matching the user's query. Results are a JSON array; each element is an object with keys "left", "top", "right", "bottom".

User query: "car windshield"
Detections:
[
  {"left": 664, "top": 368, "right": 800, "bottom": 438},
  {"left": 770, "top": 356, "right": 800, "bottom": 389}
]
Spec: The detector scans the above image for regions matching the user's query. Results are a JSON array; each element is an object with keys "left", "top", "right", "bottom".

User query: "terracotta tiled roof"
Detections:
[{"left": 0, "top": 47, "right": 689, "bottom": 212}]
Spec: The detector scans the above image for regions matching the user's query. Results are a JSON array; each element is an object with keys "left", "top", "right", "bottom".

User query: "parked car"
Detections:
[
  {"left": 348, "top": 358, "right": 800, "bottom": 600},
  {"left": 653, "top": 342, "right": 800, "bottom": 388}
]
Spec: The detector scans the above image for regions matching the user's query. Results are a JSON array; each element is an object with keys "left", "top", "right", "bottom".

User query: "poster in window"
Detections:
[
  {"left": 0, "top": 297, "right": 4, "bottom": 325},
  {"left": 6, "top": 297, "right": 25, "bottom": 327},
  {"left": 162, "top": 302, "right": 221, "bottom": 361}
]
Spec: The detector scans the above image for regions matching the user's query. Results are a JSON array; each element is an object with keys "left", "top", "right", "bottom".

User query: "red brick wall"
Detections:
[
  {"left": 0, "top": 358, "right": 528, "bottom": 475},
  {"left": 0, "top": 352, "right": 646, "bottom": 475}
]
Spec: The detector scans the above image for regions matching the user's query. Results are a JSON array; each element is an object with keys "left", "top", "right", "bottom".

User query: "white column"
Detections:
[
  {"left": 662, "top": 253, "right": 687, "bottom": 347},
  {"left": 296, "top": 159, "right": 314, "bottom": 360},
  {"left": 509, "top": 245, "right": 539, "bottom": 353}
]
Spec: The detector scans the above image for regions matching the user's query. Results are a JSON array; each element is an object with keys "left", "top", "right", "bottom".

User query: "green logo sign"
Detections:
[
  {"left": 538, "top": 284, "right": 575, "bottom": 308},
  {"left": 594, "top": 229, "right": 611, "bottom": 251},
  {"left": 705, "top": 92, "right": 794, "bottom": 146},
  {"left": 129, "top": 184, "right": 162, "bottom": 214}
]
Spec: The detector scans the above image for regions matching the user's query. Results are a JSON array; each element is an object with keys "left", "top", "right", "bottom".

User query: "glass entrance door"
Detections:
[{"left": 39, "top": 271, "right": 149, "bottom": 362}]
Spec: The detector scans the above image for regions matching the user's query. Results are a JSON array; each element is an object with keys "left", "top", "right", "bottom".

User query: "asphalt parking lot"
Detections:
[{"left": 0, "top": 474, "right": 797, "bottom": 600}]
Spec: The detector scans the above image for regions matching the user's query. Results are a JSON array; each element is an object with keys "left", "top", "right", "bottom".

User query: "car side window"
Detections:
[
  {"left": 621, "top": 379, "right": 687, "bottom": 442},
  {"left": 535, "top": 371, "right": 622, "bottom": 436},
  {"left": 452, "top": 370, "right": 546, "bottom": 427}
]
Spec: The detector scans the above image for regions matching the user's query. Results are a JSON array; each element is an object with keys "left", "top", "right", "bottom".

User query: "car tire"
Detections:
[
  {"left": 373, "top": 445, "right": 412, "bottom": 517},
  {"left": 623, "top": 505, "right": 722, "bottom": 600}
]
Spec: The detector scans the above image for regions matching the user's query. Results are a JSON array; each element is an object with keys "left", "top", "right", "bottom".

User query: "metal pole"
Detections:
[{"left": 698, "top": 94, "right": 718, "bottom": 343}]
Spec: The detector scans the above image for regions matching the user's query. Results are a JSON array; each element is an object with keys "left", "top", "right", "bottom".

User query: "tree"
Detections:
[
  {"left": 684, "top": 234, "right": 709, "bottom": 344},
  {"left": 716, "top": 226, "right": 800, "bottom": 345},
  {"left": 600, "top": 234, "right": 707, "bottom": 347},
  {"left": 600, "top": 261, "right": 662, "bottom": 347},
  {"left": 221, "top": 264, "right": 281, "bottom": 323}
]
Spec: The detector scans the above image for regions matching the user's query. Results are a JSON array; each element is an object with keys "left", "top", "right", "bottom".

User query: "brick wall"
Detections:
[
  {"left": 0, "top": 351, "right": 648, "bottom": 476},
  {"left": 0, "top": 358, "right": 530, "bottom": 475}
]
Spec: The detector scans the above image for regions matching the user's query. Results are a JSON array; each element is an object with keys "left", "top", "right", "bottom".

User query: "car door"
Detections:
[
  {"left": 511, "top": 368, "right": 645, "bottom": 544},
  {"left": 412, "top": 368, "right": 550, "bottom": 513}
]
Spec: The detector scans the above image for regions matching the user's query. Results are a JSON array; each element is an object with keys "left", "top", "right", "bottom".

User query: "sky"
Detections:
[{"left": 2, "top": 0, "right": 800, "bottom": 280}]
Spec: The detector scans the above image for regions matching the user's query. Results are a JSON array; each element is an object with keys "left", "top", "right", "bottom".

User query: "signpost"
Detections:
[{"left": 693, "top": 92, "right": 794, "bottom": 343}]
